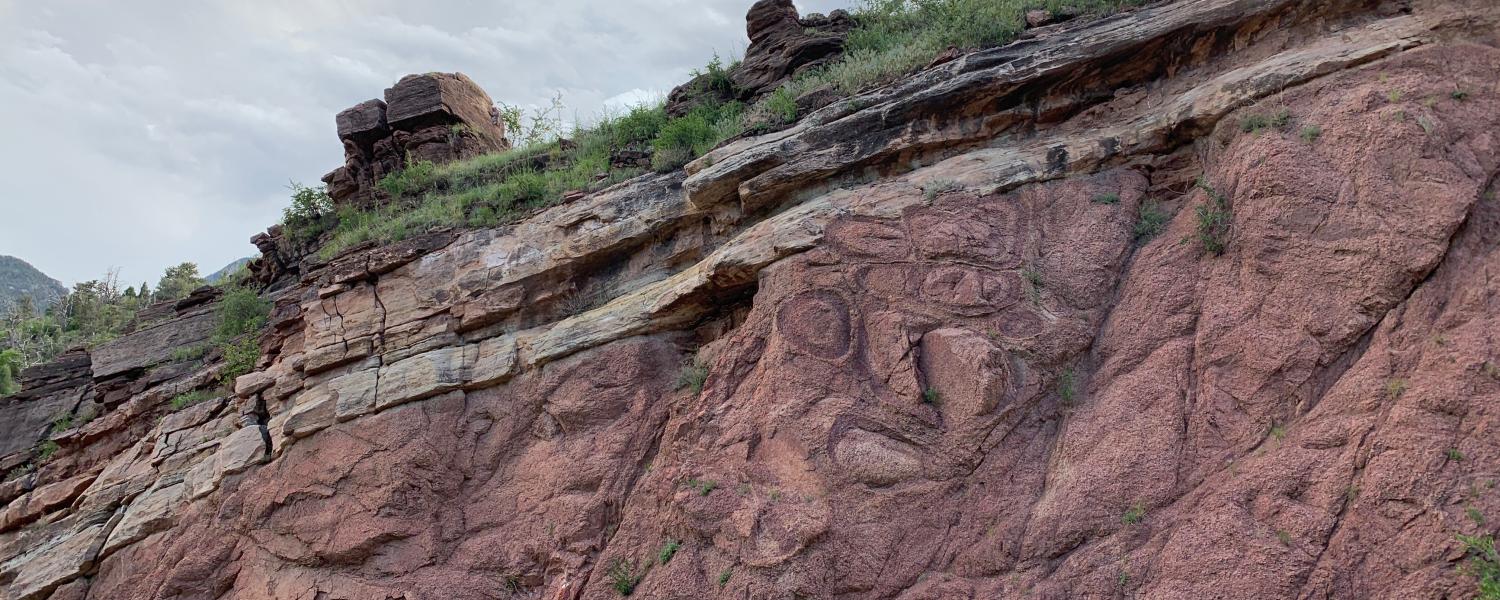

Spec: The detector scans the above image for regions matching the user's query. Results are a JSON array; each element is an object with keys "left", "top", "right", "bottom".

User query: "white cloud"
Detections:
[{"left": 0, "top": 0, "right": 853, "bottom": 286}]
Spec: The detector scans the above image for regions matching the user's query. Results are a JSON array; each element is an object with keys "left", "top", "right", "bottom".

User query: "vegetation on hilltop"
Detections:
[{"left": 288, "top": 0, "right": 1144, "bottom": 260}]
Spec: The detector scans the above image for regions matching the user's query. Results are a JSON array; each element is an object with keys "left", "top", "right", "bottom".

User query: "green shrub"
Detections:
[
  {"left": 50, "top": 414, "right": 73, "bottom": 434},
  {"left": 35, "top": 440, "right": 59, "bottom": 463},
  {"left": 1457, "top": 533, "right": 1500, "bottom": 599},
  {"left": 767, "top": 87, "right": 798, "bottom": 124},
  {"left": 657, "top": 539, "right": 682, "bottom": 565},
  {"left": 1092, "top": 192, "right": 1120, "bottom": 204},
  {"left": 606, "top": 558, "right": 643, "bottom": 596},
  {"left": 676, "top": 356, "right": 709, "bottom": 393},
  {"left": 1133, "top": 201, "right": 1168, "bottom": 243},
  {"left": 213, "top": 286, "right": 269, "bottom": 387},
  {"left": 1058, "top": 367, "right": 1076, "bottom": 404},
  {"left": 1121, "top": 501, "right": 1146, "bottom": 525},
  {"left": 1299, "top": 124, "right": 1322, "bottom": 143},
  {"left": 687, "top": 478, "right": 718, "bottom": 496},
  {"left": 0, "top": 348, "right": 21, "bottom": 396},
  {"left": 718, "top": 568, "right": 733, "bottom": 588},
  {"left": 170, "top": 389, "right": 213, "bottom": 411},
  {"left": 922, "top": 387, "right": 941, "bottom": 405},
  {"left": 1193, "top": 178, "right": 1231, "bottom": 256},
  {"left": 652, "top": 101, "right": 745, "bottom": 172},
  {"left": 283, "top": 182, "right": 336, "bottom": 242}
]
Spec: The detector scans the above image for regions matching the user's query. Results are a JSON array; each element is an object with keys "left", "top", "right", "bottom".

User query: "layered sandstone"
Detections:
[{"left": 3, "top": 0, "right": 1500, "bottom": 599}]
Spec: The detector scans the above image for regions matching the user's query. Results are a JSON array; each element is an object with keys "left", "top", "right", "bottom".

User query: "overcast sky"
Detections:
[{"left": 0, "top": 0, "right": 852, "bottom": 287}]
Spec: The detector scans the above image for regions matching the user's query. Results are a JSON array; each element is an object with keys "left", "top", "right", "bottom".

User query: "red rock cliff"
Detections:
[{"left": 3, "top": 0, "right": 1500, "bottom": 599}]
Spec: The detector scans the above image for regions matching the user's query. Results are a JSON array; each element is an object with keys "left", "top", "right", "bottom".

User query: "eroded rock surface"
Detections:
[{"left": 4, "top": 0, "right": 1500, "bottom": 598}]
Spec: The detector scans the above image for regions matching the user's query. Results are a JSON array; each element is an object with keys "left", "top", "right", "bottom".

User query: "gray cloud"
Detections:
[{"left": 0, "top": 0, "right": 852, "bottom": 286}]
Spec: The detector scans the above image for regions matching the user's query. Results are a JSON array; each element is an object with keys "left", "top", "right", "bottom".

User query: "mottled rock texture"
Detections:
[{"left": 4, "top": 0, "right": 1500, "bottom": 599}]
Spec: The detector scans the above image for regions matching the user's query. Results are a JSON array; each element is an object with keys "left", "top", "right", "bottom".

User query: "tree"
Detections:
[
  {"left": 155, "top": 262, "right": 203, "bottom": 301},
  {"left": 0, "top": 348, "right": 22, "bottom": 396}
]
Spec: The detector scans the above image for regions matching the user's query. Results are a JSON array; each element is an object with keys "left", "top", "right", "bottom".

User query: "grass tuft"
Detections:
[
  {"left": 676, "top": 355, "right": 709, "bottom": 393},
  {"left": 606, "top": 558, "right": 643, "bottom": 596},
  {"left": 1133, "top": 201, "right": 1168, "bottom": 243},
  {"left": 1193, "top": 177, "right": 1231, "bottom": 256},
  {"left": 1457, "top": 532, "right": 1500, "bottom": 599}
]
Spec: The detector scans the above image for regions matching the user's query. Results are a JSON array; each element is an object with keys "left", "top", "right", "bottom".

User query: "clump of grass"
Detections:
[
  {"left": 1299, "top": 124, "right": 1322, "bottom": 143},
  {"left": 1388, "top": 89, "right": 1404, "bottom": 103},
  {"left": 657, "top": 539, "right": 682, "bottom": 565},
  {"left": 1418, "top": 116, "right": 1436, "bottom": 135},
  {"left": 766, "top": 87, "right": 799, "bottom": 125},
  {"left": 718, "top": 568, "right": 733, "bottom": 588},
  {"left": 1193, "top": 177, "right": 1232, "bottom": 256},
  {"left": 35, "top": 440, "right": 59, "bottom": 463},
  {"left": 687, "top": 478, "right": 718, "bottom": 496},
  {"left": 170, "top": 344, "right": 208, "bottom": 363},
  {"left": 1385, "top": 378, "right": 1408, "bottom": 400},
  {"left": 1468, "top": 506, "right": 1487, "bottom": 526},
  {"left": 170, "top": 389, "right": 213, "bottom": 411},
  {"left": 652, "top": 100, "right": 745, "bottom": 172},
  {"left": 1121, "top": 501, "right": 1146, "bottom": 525},
  {"left": 1133, "top": 201, "right": 1168, "bottom": 243},
  {"left": 1269, "top": 423, "right": 1287, "bottom": 442},
  {"left": 606, "top": 558, "right": 644, "bottom": 596},
  {"left": 676, "top": 356, "right": 709, "bottom": 393},
  {"left": 1239, "top": 109, "right": 1291, "bottom": 135},
  {"left": 922, "top": 178, "right": 963, "bottom": 201},
  {"left": 1456, "top": 533, "right": 1500, "bottom": 599},
  {"left": 1092, "top": 192, "right": 1120, "bottom": 204},
  {"left": 1277, "top": 530, "right": 1293, "bottom": 546},
  {"left": 1451, "top": 89, "right": 1470, "bottom": 101},
  {"left": 50, "top": 414, "right": 73, "bottom": 435},
  {"left": 1448, "top": 448, "right": 1466, "bottom": 462},
  {"left": 922, "top": 387, "right": 941, "bottom": 405},
  {"left": 1058, "top": 367, "right": 1077, "bottom": 405}
]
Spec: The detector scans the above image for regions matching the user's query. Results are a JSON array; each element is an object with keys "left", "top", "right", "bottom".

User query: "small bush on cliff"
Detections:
[
  {"left": 282, "top": 181, "right": 336, "bottom": 242},
  {"left": 213, "top": 285, "right": 269, "bottom": 387},
  {"left": 1132, "top": 201, "right": 1168, "bottom": 243},
  {"left": 1458, "top": 533, "right": 1500, "bottom": 599},
  {"left": 605, "top": 558, "right": 644, "bottom": 596},
  {"left": 170, "top": 389, "right": 212, "bottom": 411},
  {"left": 657, "top": 539, "right": 682, "bottom": 564},
  {"left": 652, "top": 100, "right": 745, "bottom": 171},
  {"left": 1192, "top": 178, "right": 1231, "bottom": 256},
  {"left": 676, "top": 356, "right": 710, "bottom": 394},
  {"left": 0, "top": 348, "right": 21, "bottom": 396}
]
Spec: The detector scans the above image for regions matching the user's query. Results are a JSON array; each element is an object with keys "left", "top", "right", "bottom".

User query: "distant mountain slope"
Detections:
[
  {"left": 204, "top": 257, "right": 252, "bottom": 284},
  {"left": 0, "top": 255, "right": 66, "bottom": 311}
]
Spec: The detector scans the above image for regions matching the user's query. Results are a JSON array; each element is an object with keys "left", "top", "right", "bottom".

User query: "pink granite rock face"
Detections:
[{"left": 4, "top": 2, "right": 1500, "bottom": 599}]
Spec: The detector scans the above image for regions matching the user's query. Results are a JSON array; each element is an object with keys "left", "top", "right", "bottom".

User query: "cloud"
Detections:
[{"left": 0, "top": 0, "right": 852, "bottom": 286}]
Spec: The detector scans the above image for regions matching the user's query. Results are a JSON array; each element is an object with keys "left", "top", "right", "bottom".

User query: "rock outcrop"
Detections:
[
  {"left": 666, "top": 0, "right": 854, "bottom": 116},
  {"left": 4, "top": 0, "right": 1500, "bottom": 598},
  {"left": 321, "top": 72, "right": 509, "bottom": 209}
]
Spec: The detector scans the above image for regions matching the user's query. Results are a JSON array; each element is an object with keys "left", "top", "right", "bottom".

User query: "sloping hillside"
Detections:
[{"left": 0, "top": 256, "right": 65, "bottom": 311}]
